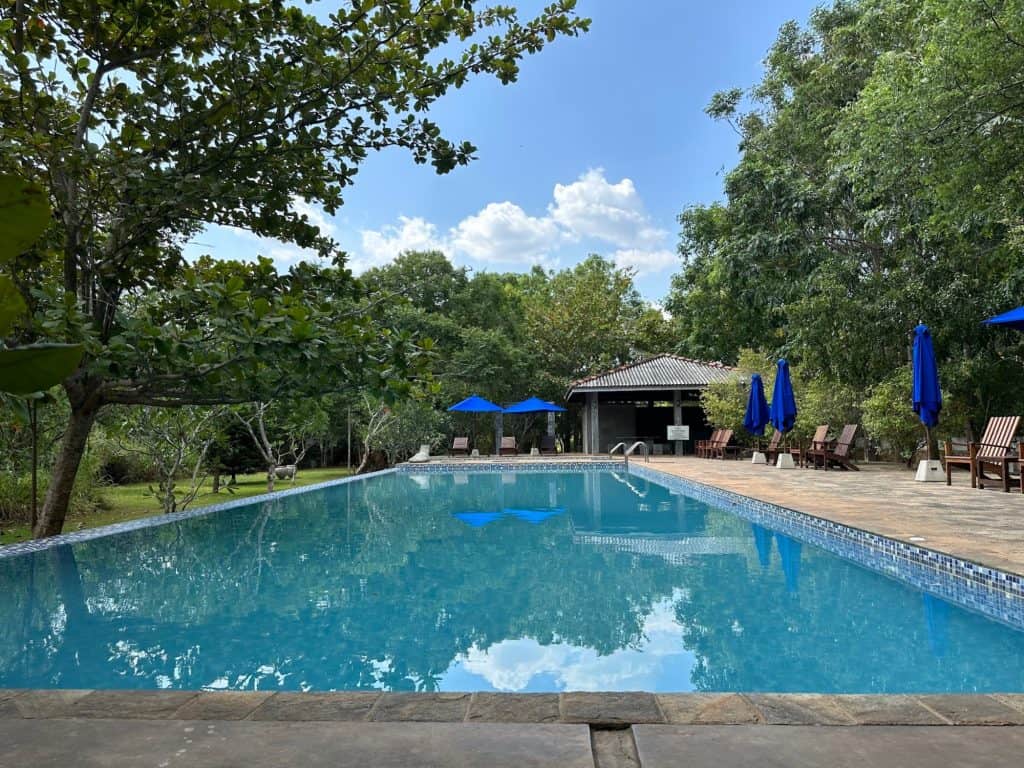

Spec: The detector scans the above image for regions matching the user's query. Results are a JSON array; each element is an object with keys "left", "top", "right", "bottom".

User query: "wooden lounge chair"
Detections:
[
  {"left": 539, "top": 435, "right": 557, "bottom": 455},
  {"left": 710, "top": 429, "right": 735, "bottom": 459},
  {"left": 450, "top": 437, "right": 469, "bottom": 456},
  {"left": 944, "top": 416, "right": 1021, "bottom": 490},
  {"left": 794, "top": 425, "right": 829, "bottom": 468},
  {"left": 810, "top": 424, "right": 860, "bottom": 471},
  {"left": 500, "top": 436, "right": 518, "bottom": 456},
  {"left": 763, "top": 430, "right": 783, "bottom": 465},
  {"left": 696, "top": 429, "right": 722, "bottom": 459}
]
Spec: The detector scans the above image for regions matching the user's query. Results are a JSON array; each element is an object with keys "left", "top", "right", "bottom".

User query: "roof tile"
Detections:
[{"left": 568, "top": 354, "right": 736, "bottom": 394}]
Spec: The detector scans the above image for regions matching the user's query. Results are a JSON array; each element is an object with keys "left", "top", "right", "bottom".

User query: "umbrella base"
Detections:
[
  {"left": 751, "top": 451, "right": 767, "bottom": 465},
  {"left": 915, "top": 459, "right": 944, "bottom": 482},
  {"left": 775, "top": 453, "right": 796, "bottom": 469}
]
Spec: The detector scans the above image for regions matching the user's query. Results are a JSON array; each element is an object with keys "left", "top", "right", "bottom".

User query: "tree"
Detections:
[
  {"left": 519, "top": 255, "right": 648, "bottom": 392},
  {"left": 667, "top": 0, "right": 1024, "bottom": 437},
  {"left": 117, "top": 406, "right": 223, "bottom": 514},
  {"left": 2, "top": 1, "right": 587, "bottom": 537},
  {"left": 236, "top": 398, "right": 331, "bottom": 491}
]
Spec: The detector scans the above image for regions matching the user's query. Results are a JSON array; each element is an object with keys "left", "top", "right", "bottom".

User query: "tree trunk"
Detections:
[
  {"left": 34, "top": 388, "right": 101, "bottom": 538},
  {"left": 266, "top": 464, "right": 276, "bottom": 492},
  {"left": 355, "top": 444, "right": 371, "bottom": 474},
  {"left": 212, "top": 470, "right": 221, "bottom": 493}
]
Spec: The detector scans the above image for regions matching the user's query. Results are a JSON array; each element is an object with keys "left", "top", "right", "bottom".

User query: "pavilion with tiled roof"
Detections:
[{"left": 566, "top": 354, "right": 737, "bottom": 455}]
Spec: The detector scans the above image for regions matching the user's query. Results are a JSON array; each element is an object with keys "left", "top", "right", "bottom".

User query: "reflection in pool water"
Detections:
[{"left": 1, "top": 470, "right": 1023, "bottom": 693}]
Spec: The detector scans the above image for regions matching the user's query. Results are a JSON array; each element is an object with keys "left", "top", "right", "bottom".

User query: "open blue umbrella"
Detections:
[
  {"left": 743, "top": 373, "right": 769, "bottom": 436},
  {"left": 912, "top": 324, "right": 941, "bottom": 459},
  {"left": 983, "top": 305, "right": 1024, "bottom": 331},
  {"left": 505, "top": 506, "right": 565, "bottom": 524},
  {"left": 503, "top": 396, "right": 567, "bottom": 414},
  {"left": 447, "top": 395, "right": 502, "bottom": 413},
  {"left": 768, "top": 359, "right": 798, "bottom": 434},
  {"left": 453, "top": 511, "right": 503, "bottom": 528},
  {"left": 448, "top": 395, "right": 503, "bottom": 455}
]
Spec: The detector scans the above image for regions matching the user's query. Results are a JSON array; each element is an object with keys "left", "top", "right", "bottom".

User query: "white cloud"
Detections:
[
  {"left": 611, "top": 248, "right": 678, "bottom": 276},
  {"left": 190, "top": 170, "right": 678, "bottom": 280},
  {"left": 450, "top": 201, "right": 562, "bottom": 264},
  {"left": 550, "top": 169, "right": 667, "bottom": 249},
  {"left": 446, "top": 593, "right": 698, "bottom": 692},
  {"left": 357, "top": 216, "right": 446, "bottom": 272}
]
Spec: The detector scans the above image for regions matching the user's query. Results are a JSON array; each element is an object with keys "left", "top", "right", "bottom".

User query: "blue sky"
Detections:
[{"left": 184, "top": 0, "right": 819, "bottom": 300}]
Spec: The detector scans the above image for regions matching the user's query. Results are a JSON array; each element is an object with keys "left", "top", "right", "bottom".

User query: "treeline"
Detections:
[
  {"left": 0, "top": 252, "right": 671, "bottom": 526},
  {"left": 666, "top": 0, "right": 1024, "bottom": 453}
]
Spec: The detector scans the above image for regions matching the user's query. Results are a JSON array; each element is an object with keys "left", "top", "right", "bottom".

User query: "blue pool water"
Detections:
[{"left": 1, "top": 469, "right": 1023, "bottom": 693}]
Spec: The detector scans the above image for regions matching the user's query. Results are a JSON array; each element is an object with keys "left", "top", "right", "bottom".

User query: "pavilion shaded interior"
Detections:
[{"left": 566, "top": 389, "right": 712, "bottom": 455}]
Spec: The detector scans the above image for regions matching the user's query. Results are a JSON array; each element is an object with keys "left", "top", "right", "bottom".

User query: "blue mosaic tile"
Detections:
[{"left": 628, "top": 464, "right": 1024, "bottom": 630}]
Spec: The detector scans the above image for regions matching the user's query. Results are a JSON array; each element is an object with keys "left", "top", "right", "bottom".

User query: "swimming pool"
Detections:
[{"left": 1, "top": 466, "right": 1023, "bottom": 693}]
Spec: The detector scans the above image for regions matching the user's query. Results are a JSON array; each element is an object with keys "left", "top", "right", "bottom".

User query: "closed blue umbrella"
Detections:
[
  {"left": 922, "top": 593, "right": 950, "bottom": 659},
  {"left": 768, "top": 359, "right": 798, "bottom": 434},
  {"left": 776, "top": 533, "right": 802, "bottom": 594},
  {"left": 751, "top": 523, "right": 773, "bottom": 569},
  {"left": 911, "top": 324, "right": 941, "bottom": 459},
  {"left": 743, "top": 373, "right": 769, "bottom": 436},
  {"left": 983, "top": 306, "right": 1024, "bottom": 331}
]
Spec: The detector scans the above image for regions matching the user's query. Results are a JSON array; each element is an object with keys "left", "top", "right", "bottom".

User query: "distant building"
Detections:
[{"left": 566, "top": 354, "right": 736, "bottom": 455}]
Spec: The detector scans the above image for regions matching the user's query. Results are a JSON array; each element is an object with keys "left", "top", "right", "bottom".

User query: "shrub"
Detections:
[{"left": 861, "top": 366, "right": 922, "bottom": 465}]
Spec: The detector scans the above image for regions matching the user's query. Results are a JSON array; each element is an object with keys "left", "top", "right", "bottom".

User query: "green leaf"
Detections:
[
  {"left": 0, "top": 275, "right": 27, "bottom": 336},
  {"left": 0, "top": 176, "right": 51, "bottom": 263},
  {"left": 0, "top": 343, "right": 84, "bottom": 394}
]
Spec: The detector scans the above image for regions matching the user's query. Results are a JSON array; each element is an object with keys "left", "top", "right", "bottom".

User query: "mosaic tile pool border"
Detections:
[
  {"left": 0, "top": 468, "right": 398, "bottom": 560},
  {"left": 628, "top": 464, "right": 1024, "bottom": 630},
  {"left": 398, "top": 461, "right": 624, "bottom": 474}
]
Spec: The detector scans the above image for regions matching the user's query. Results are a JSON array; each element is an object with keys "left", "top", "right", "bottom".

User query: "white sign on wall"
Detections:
[{"left": 667, "top": 425, "right": 690, "bottom": 441}]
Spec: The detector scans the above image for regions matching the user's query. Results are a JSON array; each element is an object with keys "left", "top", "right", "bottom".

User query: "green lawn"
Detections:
[{"left": 0, "top": 466, "right": 353, "bottom": 547}]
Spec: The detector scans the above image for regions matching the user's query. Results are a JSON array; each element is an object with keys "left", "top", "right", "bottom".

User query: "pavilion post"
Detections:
[{"left": 673, "top": 389, "right": 683, "bottom": 456}]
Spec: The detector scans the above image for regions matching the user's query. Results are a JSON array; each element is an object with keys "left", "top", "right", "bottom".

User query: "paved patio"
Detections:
[
  {"left": 3, "top": 690, "right": 1024, "bottom": 766},
  {"left": 643, "top": 457, "right": 1024, "bottom": 576}
]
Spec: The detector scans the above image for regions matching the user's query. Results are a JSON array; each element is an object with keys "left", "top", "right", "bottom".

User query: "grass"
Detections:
[{"left": 0, "top": 466, "right": 354, "bottom": 547}]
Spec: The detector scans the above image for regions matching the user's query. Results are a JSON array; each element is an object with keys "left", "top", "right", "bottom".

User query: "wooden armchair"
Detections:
[
  {"left": 450, "top": 437, "right": 470, "bottom": 456},
  {"left": 944, "top": 416, "right": 1021, "bottom": 491},
  {"left": 696, "top": 429, "right": 722, "bottom": 459},
  {"left": 810, "top": 424, "right": 860, "bottom": 471},
  {"left": 794, "top": 425, "right": 829, "bottom": 468}
]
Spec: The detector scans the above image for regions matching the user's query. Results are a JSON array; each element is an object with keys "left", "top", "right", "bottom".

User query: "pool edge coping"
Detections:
[
  {"left": 2, "top": 689, "right": 1024, "bottom": 726},
  {"left": 0, "top": 468, "right": 398, "bottom": 560}
]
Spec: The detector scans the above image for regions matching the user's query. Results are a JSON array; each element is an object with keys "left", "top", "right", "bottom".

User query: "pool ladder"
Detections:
[{"left": 609, "top": 441, "right": 650, "bottom": 469}]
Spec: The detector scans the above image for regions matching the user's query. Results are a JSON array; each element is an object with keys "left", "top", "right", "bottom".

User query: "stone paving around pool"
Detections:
[
  {"left": 641, "top": 457, "right": 1024, "bottom": 577},
  {"left": 4, "top": 690, "right": 1024, "bottom": 767},
  {"left": 4, "top": 689, "right": 1024, "bottom": 725}
]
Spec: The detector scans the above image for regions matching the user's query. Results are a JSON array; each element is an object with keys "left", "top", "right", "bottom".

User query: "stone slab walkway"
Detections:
[
  {"left": 3, "top": 691, "right": 1024, "bottom": 767},
  {"left": 646, "top": 457, "right": 1024, "bottom": 575},
  {"left": 6, "top": 690, "right": 1024, "bottom": 726},
  {"left": 634, "top": 725, "right": 1024, "bottom": 768},
  {"left": 0, "top": 719, "right": 594, "bottom": 768}
]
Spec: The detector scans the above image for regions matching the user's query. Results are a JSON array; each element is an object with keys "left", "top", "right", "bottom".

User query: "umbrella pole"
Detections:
[{"left": 925, "top": 424, "right": 931, "bottom": 462}]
